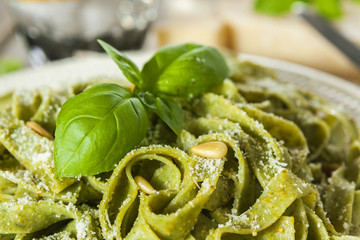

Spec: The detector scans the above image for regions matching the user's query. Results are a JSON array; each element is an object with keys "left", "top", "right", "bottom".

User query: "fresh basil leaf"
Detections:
[
  {"left": 54, "top": 83, "right": 149, "bottom": 177},
  {"left": 98, "top": 40, "right": 142, "bottom": 86},
  {"left": 138, "top": 91, "right": 183, "bottom": 135},
  {"left": 313, "top": 0, "right": 343, "bottom": 19},
  {"left": 254, "top": 0, "right": 297, "bottom": 15},
  {"left": 141, "top": 43, "right": 230, "bottom": 98}
]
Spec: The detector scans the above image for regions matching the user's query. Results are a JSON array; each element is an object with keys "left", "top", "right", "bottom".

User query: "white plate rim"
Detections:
[{"left": 1, "top": 52, "right": 359, "bottom": 123}]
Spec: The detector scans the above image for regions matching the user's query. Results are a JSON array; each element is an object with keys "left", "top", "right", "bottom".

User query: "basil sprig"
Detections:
[{"left": 54, "top": 41, "right": 230, "bottom": 177}]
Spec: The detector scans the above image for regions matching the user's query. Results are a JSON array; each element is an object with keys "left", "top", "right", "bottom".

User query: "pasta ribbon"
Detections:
[{"left": 0, "top": 59, "right": 360, "bottom": 239}]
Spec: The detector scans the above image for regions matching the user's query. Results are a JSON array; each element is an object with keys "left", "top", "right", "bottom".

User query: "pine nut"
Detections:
[
  {"left": 190, "top": 141, "right": 228, "bottom": 158},
  {"left": 134, "top": 176, "right": 155, "bottom": 194},
  {"left": 26, "top": 121, "right": 54, "bottom": 140}
]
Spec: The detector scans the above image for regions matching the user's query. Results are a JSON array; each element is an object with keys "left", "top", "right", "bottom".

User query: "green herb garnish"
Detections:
[
  {"left": 254, "top": 0, "right": 347, "bottom": 19},
  {"left": 54, "top": 41, "right": 230, "bottom": 177},
  {"left": 0, "top": 58, "right": 23, "bottom": 75}
]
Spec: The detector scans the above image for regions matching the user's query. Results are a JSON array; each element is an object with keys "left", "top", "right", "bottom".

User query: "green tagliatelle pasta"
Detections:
[{"left": 0, "top": 57, "right": 360, "bottom": 240}]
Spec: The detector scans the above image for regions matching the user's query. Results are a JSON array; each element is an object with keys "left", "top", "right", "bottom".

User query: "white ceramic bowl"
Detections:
[{"left": 1, "top": 52, "right": 359, "bottom": 124}]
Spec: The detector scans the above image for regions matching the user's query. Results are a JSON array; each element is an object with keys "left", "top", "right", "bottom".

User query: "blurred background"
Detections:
[{"left": 1, "top": 0, "right": 360, "bottom": 85}]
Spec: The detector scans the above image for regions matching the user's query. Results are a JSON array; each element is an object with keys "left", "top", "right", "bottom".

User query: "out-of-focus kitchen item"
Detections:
[
  {"left": 7, "top": 0, "right": 159, "bottom": 60},
  {"left": 153, "top": 0, "right": 360, "bottom": 85},
  {"left": 0, "top": 0, "right": 28, "bottom": 69},
  {"left": 0, "top": 0, "right": 14, "bottom": 47},
  {"left": 296, "top": 5, "right": 360, "bottom": 71},
  {"left": 154, "top": 0, "right": 230, "bottom": 49}
]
